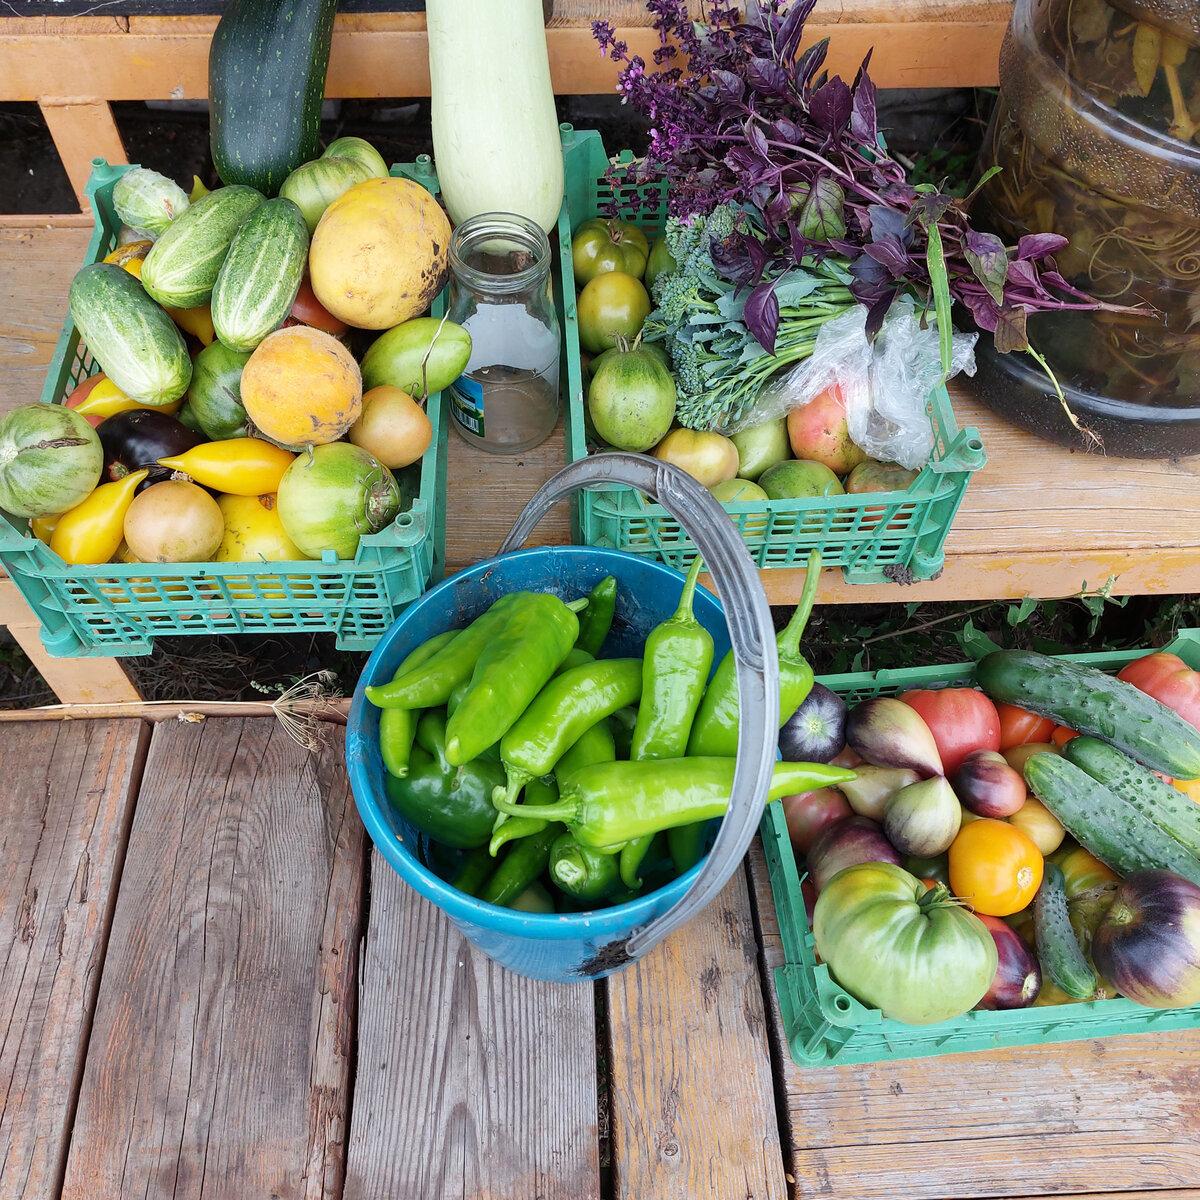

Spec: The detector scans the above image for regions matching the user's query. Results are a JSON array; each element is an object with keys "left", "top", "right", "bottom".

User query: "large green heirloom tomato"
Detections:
[
  {"left": 813, "top": 861, "right": 998, "bottom": 1025},
  {"left": 571, "top": 219, "right": 650, "bottom": 285}
]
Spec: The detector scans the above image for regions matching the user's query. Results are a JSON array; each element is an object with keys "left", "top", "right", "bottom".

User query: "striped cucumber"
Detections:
[
  {"left": 68, "top": 264, "right": 191, "bottom": 407},
  {"left": 211, "top": 198, "right": 309, "bottom": 352},
  {"left": 976, "top": 649, "right": 1200, "bottom": 779},
  {"left": 1063, "top": 736, "right": 1200, "bottom": 859},
  {"left": 1023, "top": 753, "right": 1200, "bottom": 887},
  {"left": 141, "top": 184, "right": 265, "bottom": 308},
  {"left": 1033, "top": 862, "right": 1100, "bottom": 1000}
]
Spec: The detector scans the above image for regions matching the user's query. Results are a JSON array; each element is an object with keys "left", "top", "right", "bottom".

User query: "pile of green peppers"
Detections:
[{"left": 364, "top": 550, "right": 854, "bottom": 914}]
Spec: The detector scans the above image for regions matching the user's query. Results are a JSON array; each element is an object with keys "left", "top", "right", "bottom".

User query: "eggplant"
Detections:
[
  {"left": 954, "top": 749, "right": 1027, "bottom": 818},
  {"left": 975, "top": 912, "right": 1042, "bottom": 1009},
  {"left": 1092, "top": 870, "right": 1200, "bottom": 1008},
  {"left": 845, "top": 696, "right": 944, "bottom": 778},
  {"left": 805, "top": 814, "right": 901, "bottom": 894},
  {"left": 97, "top": 409, "right": 205, "bottom": 484},
  {"left": 779, "top": 683, "right": 847, "bottom": 763}
]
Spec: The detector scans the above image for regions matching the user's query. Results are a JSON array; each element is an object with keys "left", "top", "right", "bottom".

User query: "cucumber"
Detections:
[
  {"left": 68, "top": 264, "right": 191, "bottom": 407},
  {"left": 209, "top": 0, "right": 338, "bottom": 196},
  {"left": 1033, "top": 862, "right": 1100, "bottom": 1000},
  {"left": 210, "top": 198, "right": 309, "bottom": 352},
  {"left": 1023, "top": 753, "right": 1200, "bottom": 887},
  {"left": 1063, "top": 736, "right": 1200, "bottom": 859},
  {"left": 141, "top": 185, "right": 265, "bottom": 309},
  {"left": 976, "top": 649, "right": 1200, "bottom": 780}
]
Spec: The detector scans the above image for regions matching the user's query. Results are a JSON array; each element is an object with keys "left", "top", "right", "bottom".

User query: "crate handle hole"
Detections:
[
  {"left": 833, "top": 994, "right": 852, "bottom": 1014},
  {"left": 968, "top": 438, "right": 984, "bottom": 452}
]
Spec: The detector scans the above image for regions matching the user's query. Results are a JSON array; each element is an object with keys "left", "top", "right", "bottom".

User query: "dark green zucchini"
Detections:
[
  {"left": 1023, "top": 753, "right": 1200, "bottom": 887},
  {"left": 208, "top": 0, "right": 339, "bottom": 196},
  {"left": 1063, "top": 736, "right": 1200, "bottom": 859},
  {"left": 976, "top": 649, "right": 1200, "bottom": 780},
  {"left": 1033, "top": 862, "right": 1100, "bottom": 1000}
]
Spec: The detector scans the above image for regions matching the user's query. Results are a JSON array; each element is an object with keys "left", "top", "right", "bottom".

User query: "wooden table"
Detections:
[{"left": 3, "top": 712, "right": 1199, "bottom": 1200}]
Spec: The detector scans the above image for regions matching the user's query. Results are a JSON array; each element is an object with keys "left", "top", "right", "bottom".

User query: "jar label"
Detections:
[{"left": 449, "top": 374, "right": 484, "bottom": 436}]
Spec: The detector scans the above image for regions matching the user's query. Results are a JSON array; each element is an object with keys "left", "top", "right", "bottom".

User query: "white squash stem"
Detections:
[{"left": 427, "top": 0, "right": 565, "bottom": 233}]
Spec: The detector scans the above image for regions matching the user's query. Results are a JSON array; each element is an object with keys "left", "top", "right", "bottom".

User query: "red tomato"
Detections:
[
  {"left": 287, "top": 275, "right": 348, "bottom": 335},
  {"left": 898, "top": 687, "right": 1001, "bottom": 776},
  {"left": 782, "top": 787, "right": 853, "bottom": 855},
  {"left": 1050, "top": 725, "right": 1078, "bottom": 748},
  {"left": 996, "top": 702, "right": 1056, "bottom": 750},
  {"left": 1117, "top": 652, "right": 1200, "bottom": 731}
]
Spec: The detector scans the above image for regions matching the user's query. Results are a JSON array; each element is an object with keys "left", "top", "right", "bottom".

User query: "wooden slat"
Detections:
[
  {"left": 344, "top": 848, "right": 600, "bottom": 1200},
  {"left": 745, "top": 839, "right": 1200, "bottom": 1200},
  {"left": 60, "top": 718, "right": 364, "bottom": 1200},
  {"left": 37, "top": 100, "right": 126, "bottom": 212},
  {"left": 0, "top": 719, "right": 147, "bottom": 1200},
  {"left": 605, "top": 871, "right": 788, "bottom": 1200}
]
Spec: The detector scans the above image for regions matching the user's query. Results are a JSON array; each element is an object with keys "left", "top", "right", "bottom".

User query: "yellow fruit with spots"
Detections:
[
  {"left": 308, "top": 176, "right": 452, "bottom": 330},
  {"left": 214, "top": 492, "right": 312, "bottom": 610},
  {"left": 239, "top": 325, "right": 363, "bottom": 449}
]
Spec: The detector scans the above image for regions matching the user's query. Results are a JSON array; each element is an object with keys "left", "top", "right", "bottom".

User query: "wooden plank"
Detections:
[
  {"left": 745, "top": 839, "right": 1200, "bottom": 1200},
  {"left": 344, "top": 848, "right": 600, "bottom": 1200},
  {"left": 605, "top": 870, "right": 789, "bottom": 1200},
  {"left": 0, "top": 719, "right": 148, "bottom": 1200},
  {"left": 37, "top": 100, "right": 127, "bottom": 212},
  {"left": 60, "top": 718, "right": 365, "bottom": 1200}
]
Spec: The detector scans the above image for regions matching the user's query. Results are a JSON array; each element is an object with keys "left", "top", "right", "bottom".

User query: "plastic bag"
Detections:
[{"left": 725, "top": 297, "right": 977, "bottom": 470}]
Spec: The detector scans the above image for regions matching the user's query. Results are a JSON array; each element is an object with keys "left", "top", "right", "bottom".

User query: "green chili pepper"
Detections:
[
  {"left": 609, "top": 705, "right": 638, "bottom": 760},
  {"left": 364, "top": 592, "right": 527, "bottom": 710},
  {"left": 445, "top": 592, "right": 583, "bottom": 767},
  {"left": 479, "top": 779, "right": 564, "bottom": 906},
  {"left": 377, "top": 630, "right": 459, "bottom": 778},
  {"left": 507, "top": 882, "right": 556, "bottom": 913},
  {"left": 575, "top": 574, "right": 617, "bottom": 656},
  {"left": 624, "top": 556, "right": 714, "bottom": 888},
  {"left": 549, "top": 832, "right": 620, "bottom": 902},
  {"left": 556, "top": 646, "right": 595, "bottom": 675},
  {"left": 489, "top": 776, "right": 559, "bottom": 857},
  {"left": 554, "top": 718, "right": 617, "bottom": 782},
  {"left": 686, "top": 549, "right": 822, "bottom": 758},
  {"left": 492, "top": 757, "right": 856, "bottom": 851},
  {"left": 667, "top": 822, "right": 711, "bottom": 876},
  {"left": 495, "top": 657, "right": 644, "bottom": 806},
  {"left": 383, "top": 709, "right": 507, "bottom": 849},
  {"left": 448, "top": 844, "right": 495, "bottom": 898}
]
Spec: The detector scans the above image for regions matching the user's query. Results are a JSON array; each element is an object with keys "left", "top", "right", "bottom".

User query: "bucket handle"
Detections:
[{"left": 498, "top": 452, "right": 780, "bottom": 972}]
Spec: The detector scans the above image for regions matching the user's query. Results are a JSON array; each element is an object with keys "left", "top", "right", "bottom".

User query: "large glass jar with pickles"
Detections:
[{"left": 968, "top": 0, "right": 1200, "bottom": 457}]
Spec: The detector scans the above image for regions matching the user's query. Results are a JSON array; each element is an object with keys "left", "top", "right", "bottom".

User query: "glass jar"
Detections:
[
  {"left": 969, "top": 0, "right": 1200, "bottom": 457},
  {"left": 445, "top": 212, "right": 561, "bottom": 454}
]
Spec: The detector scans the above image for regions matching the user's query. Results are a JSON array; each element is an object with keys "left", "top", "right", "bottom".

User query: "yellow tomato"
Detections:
[
  {"left": 1173, "top": 776, "right": 1200, "bottom": 804},
  {"left": 948, "top": 818, "right": 1045, "bottom": 917},
  {"left": 1007, "top": 796, "right": 1066, "bottom": 855}
]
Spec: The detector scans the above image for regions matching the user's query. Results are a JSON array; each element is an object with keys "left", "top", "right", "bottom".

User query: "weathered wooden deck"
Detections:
[{"left": 3, "top": 714, "right": 1200, "bottom": 1200}]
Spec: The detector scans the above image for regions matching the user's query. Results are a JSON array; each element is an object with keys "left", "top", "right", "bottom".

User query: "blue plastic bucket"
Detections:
[{"left": 346, "top": 544, "right": 734, "bottom": 982}]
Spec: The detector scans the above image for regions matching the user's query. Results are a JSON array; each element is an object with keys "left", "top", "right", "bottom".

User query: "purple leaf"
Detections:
[
  {"left": 866, "top": 204, "right": 908, "bottom": 243},
  {"left": 993, "top": 306, "right": 1030, "bottom": 353},
  {"left": 963, "top": 230, "right": 1008, "bottom": 307},
  {"left": 778, "top": 0, "right": 819, "bottom": 62},
  {"left": 850, "top": 59, "right": 878, "bottom": 147},
  {"left": 794, "top": 38, "right": 829, "bottom": 93},
  {"left": 710, "top": 229, "right": 770, "bottom": 286},
  {"left": 957, "top": 287, "right": 1001, "bottom": 333},
  {"left": 849, "top": 252, "right": 891, "bottom": 294},
  {"left": 810, "top": 77, "right": 852, "bottom": 134},
  {"left": 770, "top": 117, "right": 802, "bottom": 143},
  {"left": 864, "top": 289, "right": 900, "bottom": 339},
  {"left": 907, "top": 192, "right": 955, "bottom": 229},
  {"left": 1017, "top": 232, "right": 1069, "bottom": 260},
  {"left": 1006, "top": 259, "right": 1040, "bottom": 290},
  {"left": 745, "top": 279, "right": 781, "bottom": 353},
  {"left": 864, "top": 234, "right": 911, "bottom": 279},
  {"left": 744, "top": 117, "right": 771, "bottom": 159},
  {"left": 710, "top": 68, "right": 745, "bottom": 103},
  {"left": 747, "top": 57, "right": 791, "bottom": 96}
]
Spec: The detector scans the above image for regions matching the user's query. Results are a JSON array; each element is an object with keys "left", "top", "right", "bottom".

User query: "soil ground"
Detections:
[{"left": 2, "top": 88, "right": 1183, "bottom": 708}]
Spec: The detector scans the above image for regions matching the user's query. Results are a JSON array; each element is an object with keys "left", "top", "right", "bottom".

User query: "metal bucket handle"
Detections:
[{"left": 499, "top": 452, "right": 780, "bottom": 972}]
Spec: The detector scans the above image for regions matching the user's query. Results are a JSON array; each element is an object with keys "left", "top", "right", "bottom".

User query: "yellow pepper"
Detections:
[
  {"left": 158, "top": 438, "right": 296, "bottom": 495},
  {"left": 49, "top": 469, "right": 148, "bottom": 565},
  {"left": 69, "top": 374, "right": 182, "bottom": 420},
  {"left": 30, "top": 514, "right": 60, "bottom": 545},
  {"left": 189, "top": 175, "right": 211, "bottom": 203}
]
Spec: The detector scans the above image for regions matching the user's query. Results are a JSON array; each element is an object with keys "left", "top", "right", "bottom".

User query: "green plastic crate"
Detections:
[
  {"left": 761, "top": 628, "right": 1200, "bottom": 1068},
  {"left": 0, "top": 157, "right": 451, "bottom": 657},
  {"left": 557, "top": 127, "right": 987, "bottom": 583}
]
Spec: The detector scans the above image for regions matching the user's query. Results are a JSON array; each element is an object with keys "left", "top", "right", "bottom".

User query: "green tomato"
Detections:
[
  {"left": 588, "top": 339, "right": 671, "bottom": 380},
  {"left": 644, "top": 235, "right": 677, "bottom": 292},
  {"left": 571, "top": 218, "right": 649, "bottom": 285},
  {"left": 576, "top": 271, "right": 651, "bottom": 355},
  {"left": 812, "top": 861, "right": 998, "bottom": 1025}
]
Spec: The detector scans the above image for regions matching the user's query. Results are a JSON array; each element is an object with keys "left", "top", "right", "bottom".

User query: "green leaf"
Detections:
[
  {"left": 955, "top": 618, "right": 1002, "bottom": 660},
  {"left": 798, "top": 177, "right": 846, "bottom": 241},
  {"left": 923, "top": 220, "right": 954, "bottom": 376}
]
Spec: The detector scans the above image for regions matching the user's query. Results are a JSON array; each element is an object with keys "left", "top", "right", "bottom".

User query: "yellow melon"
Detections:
[
  {"left": 308, "top": 177, "right": 452, "bottom": 330},
  {"left": 240, "top": 326, "right": 363, "bottom": 448}
]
